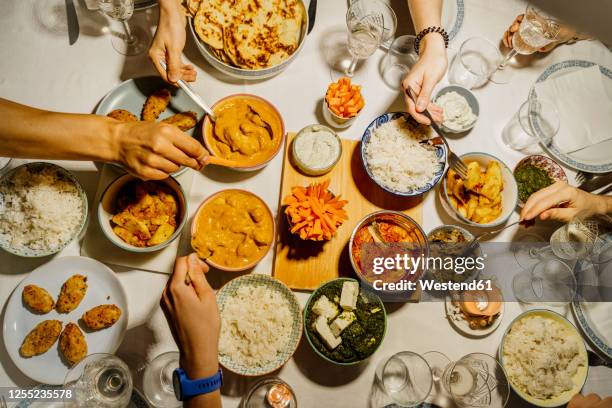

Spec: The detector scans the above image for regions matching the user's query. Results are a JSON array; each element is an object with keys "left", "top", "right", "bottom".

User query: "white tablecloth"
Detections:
[{"left": 0, "top": 0, "right": 611, "bottom": 406}]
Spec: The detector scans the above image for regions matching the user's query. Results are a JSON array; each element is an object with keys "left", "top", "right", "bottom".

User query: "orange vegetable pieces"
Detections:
[
  {"left": 283, "top": 180, "right": 348, "bottom": 241},
  {"left": 325, "top": 77, "right": 365, "bottom": 119}
]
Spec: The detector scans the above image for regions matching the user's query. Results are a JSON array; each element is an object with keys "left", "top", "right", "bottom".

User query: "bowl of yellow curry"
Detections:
[
  {"left": 440, "top": 152, "right": 518, "bottom": 228},
  {"left": 203, "top": 94, "right": 285, "bottom": 171},
  {"left": 191, "top": 189, "right": 275, "bottom": 272},
  {"left": 98, "top": 174, "right": 188, "bottom": 253}
]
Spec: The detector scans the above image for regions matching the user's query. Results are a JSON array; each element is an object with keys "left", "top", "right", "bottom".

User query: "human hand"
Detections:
[
  {"left": 520, "top": 181, "right": 611, "bottom": 222},
  {"left": 112, "top": 120, "right": 209, "bottom": 180},
  {"left": 402, "top": 36, "right": 447, "bottom": 125},
  {"left": 568, "top": 393, "right": 612, "bottom": 408},
  {"left": 149, "top": 3, "right": 196, "bottom": 84},
  {"left": 503, "top": 14, "right": 584, "bottom": 53},
  {"left": 161, "top": 254, "right": 220, "bottom": 378}
]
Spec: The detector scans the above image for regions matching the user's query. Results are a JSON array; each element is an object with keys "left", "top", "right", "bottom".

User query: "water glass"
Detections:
[
  {"left": 448, "top": 37, "right": 501, "bottom": 89},
  {"left": 381, "top": 351, "right": 433, "bottom": 407},
  {"left": 381, "top": 35, "right": 418, "bottom": 89},
  {"left": 99, "top": 0, "right": 149, "bottom": 56},
  {"left": 501, "top": 98, "right": 559, "bottom": 153},
  {"left": 512, "top": 258, "right": 577, "bottom": 304},
  {"left": 142, "top": 351, "right": 181, "bottom": 408}
]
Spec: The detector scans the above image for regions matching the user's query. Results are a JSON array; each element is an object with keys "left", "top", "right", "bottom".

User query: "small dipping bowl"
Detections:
[
  {"left": 514, "top": 154, "right": 567, "bottom": 207},
  {"left": 322, "top": 99, "right": 362, "bottom": 129},
  {"left": 434, "top": 85, "right": 479, "bottom": 133},
  {"left": 291, "top": 124, "right": 342, "bottom": 176}
]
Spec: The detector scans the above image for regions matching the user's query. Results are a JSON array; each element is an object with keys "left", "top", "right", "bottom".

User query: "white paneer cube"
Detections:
[
  {"left": 314, "top": 316, "right": 341, "bottom": 350},
  {"left": 312, "top": 295, "right": 339, "bottom": 321},
  {"left": 329, "top": 311, "right": 356, "bottom": 337},
  {"left": 340, "top": 281, "right": 359, "bottom": 310}
]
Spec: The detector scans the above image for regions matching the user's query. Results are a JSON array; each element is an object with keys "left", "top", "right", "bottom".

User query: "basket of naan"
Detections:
[
  {"left": 186, "top": 0, "right": 308, "bottom": 79},
  {"left": 440, "top": 152, "right": 518, "bottom": 228}
]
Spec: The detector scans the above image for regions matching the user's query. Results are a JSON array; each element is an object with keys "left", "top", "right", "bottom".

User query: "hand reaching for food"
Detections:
[
  {"left": 149, "top": 0, "right": 196, "bottom": 84},
  {"left": 503, "top": 14, "right": 589, "bottom": 53},
  {"left": 520, "top": 181, "right": 612, "bottom": 222},
  {"left": 568, "top": 393, "right": 612, "bottom": 408}
]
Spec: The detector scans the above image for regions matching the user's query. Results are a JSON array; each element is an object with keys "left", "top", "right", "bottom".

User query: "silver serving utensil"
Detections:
[
  {"left": 66, "top": 0, "right": 79, "bottom": 45},
  {"left": 405, "top": 87, "right": 468, "bottom": 180},
  {"left": 460, "top": 220, "right": 521, "bottom": 257},
  {"left": 159, "top": 60, "right": 216, "bottom": 122},
  {"left": 307, "top": 0, "right": 317, "bottom": 34},
  {"left": 575, "top": 171, "right": 594, "bottom": 185},
  {"left": 579, "top": 172, "right": 612, "bottom": 193}
]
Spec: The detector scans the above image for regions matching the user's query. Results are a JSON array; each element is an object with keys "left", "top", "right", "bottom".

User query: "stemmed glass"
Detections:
[
  {"left": 98, "top": 0, "right": 149, "bottom": 56},
  {"left": 512, "top": 258, "right": 577, "bottom": 304},
  {"left": 63, "top": 353, "right": 133, "bottom": 408},
  {"left": 142, "top": 351, "right": 181, "bottom": 408},
  {"left": 491, "top": 6, "right": 561, "bottom": 83}
]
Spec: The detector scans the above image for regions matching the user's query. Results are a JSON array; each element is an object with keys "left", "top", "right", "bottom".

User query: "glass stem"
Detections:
[
  {"left": 529, "top": 244, "right": 551, "bottom": 259},
  {"left": 345, "top": 56, "right": 359, "bottom": 77},
  {"left": 498, "top": 49, "right": 518, "bottom": 70},
  {"left": 122, "top": 20, "right": 135, "bottom": 44}
]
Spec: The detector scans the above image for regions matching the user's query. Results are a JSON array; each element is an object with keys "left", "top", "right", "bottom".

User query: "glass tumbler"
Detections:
[
  {"left": 449, "top": 37, "right": 501, "bottom": 89},
  {"left": 381, "top": 351, "right": 433, "bottom": 407},
  {"left": 381, "top": 35, "right": 418, "bottom": 89},
  {"left": 501, "top": 98, "right": 559, "bottom": 153}
]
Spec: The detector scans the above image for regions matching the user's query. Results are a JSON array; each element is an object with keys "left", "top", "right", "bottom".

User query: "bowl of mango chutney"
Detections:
[
  {"left": 203, "top": 94, "right": 285, "bottom": 171},
  {"left": 191, "top": 189, "right": 275, "bottom": 272}
]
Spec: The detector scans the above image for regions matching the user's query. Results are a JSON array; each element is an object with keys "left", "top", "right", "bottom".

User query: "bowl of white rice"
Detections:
[
  {"left": 217, "top": 274, "right": 302, "bottom": 376},
  {"left": 500, "top": 309, "right": 588, "bottom": 407},
  {"left": 361, "top": 112, "right": 447, "bottom": 197},
  {"left": 0, "top": 162, "right": 88, "bottom": 257}
]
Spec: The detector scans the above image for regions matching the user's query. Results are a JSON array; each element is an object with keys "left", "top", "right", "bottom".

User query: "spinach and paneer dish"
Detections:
[
  {"left": 514, "top": 164, "right": 554, "bottom": 202},
  {"left": 305, "top": 280, "right": 385, "bottom": 363}
]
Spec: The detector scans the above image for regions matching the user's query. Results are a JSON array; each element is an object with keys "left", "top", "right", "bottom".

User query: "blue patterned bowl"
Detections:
[
  {"left": 361, "top": 112, "right": 447, "bottom": 197},
  {"left": 217, "top": 274, "right": 302, "bottom": 376}
]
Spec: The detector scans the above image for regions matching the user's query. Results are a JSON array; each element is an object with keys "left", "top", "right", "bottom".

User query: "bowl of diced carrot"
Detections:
[
  {"left": 323, "top": 77, "right": 365, "bottom": 129},
  {"left": 283, "top": 180, "right": 348, "bottom": 241}
]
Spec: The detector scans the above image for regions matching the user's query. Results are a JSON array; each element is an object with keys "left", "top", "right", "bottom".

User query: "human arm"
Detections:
[
  {"left": 149, "top": 0, "right": 197, "bottom": 84},
  {"left": 0, "top": 98, "right": 208, "bottom": 180},
  {"left": 520, "top": 181, "right": 612, "bottom": 222},
  {"left": 568, "top": 393, "right": 612, "bottom": 408},
  {"left": 161, "top": 254, "right": 222, "bottom": 408},
  {"left": 402, "top": 0, "right": 447, "bottom": 125}
]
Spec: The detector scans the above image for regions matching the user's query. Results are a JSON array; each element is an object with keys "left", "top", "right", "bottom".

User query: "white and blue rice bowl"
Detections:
[{"left": 361, "top": 112, "right": 447, "bottom": 197}]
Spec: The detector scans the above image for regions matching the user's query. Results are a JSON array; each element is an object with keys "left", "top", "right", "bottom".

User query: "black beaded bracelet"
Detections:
[{"left": 414, "top": 26, "right": 449, "bottom": 55}]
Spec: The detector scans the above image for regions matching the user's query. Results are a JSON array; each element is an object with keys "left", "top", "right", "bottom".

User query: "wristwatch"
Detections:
[{"left": 172, "top": 368, "right": 223, "bottom": 401}]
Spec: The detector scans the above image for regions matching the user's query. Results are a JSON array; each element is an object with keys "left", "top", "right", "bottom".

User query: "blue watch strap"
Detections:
[{"left": 174, "top": 368, "right": 223, "bottom": 400}]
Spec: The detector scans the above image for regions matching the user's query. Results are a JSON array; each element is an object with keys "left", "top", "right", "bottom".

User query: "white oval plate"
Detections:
[{"left": 3, "top": 256, "right": 128, "bottom": 385}]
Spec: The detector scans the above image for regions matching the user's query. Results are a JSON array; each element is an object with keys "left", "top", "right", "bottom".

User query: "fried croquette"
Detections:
[
  {"left": 141, "top": 88, "right": 171, "bottom": 121},
  {"left": 82, "top": 304, "right": 122, "bottom": 330},
  {"left": 22, "top": 284, "right": 55, "bottom": 314},
  {"left": 161, "top": 111, "right": 199, "bottom": 131},
  {"left": 107, "top": 109, "right": 138, "bottom": 122},
  {"left": 56, "top": 275, "right": 88, "bottom": 314},
  {"left": 20, "top": 320, "right": 62, "bottom": 357},
  {"left": 59, "top": 323, "right": 87, "bottom": 365}
]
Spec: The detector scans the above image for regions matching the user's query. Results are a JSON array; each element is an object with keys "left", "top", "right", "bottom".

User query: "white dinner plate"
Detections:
[
  {"left": 529, "top": 60, "right": 612, "bottom": 173},
  {"left": 572, "top": 233, "right": 612, "bottom": 359},
  {"left": 3, "top": 256, "right": 128, "bottom": 385}
]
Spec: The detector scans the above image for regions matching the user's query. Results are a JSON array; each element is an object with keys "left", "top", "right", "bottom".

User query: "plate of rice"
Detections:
[
  {"left": 217, "top": 274, "right": 302, "bottom": 376},
  {"left": 0, "top": 162, "right": 88, "bottom": 257},
  {"left": 500, "top": 309, "right": 588, "bottom": 407},
  {"left": 361, "top": 112, "right": 447, "bottom": 197}
]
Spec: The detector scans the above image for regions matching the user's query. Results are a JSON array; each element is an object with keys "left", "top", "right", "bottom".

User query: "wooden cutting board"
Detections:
[{"left": 273, "top": 133, "right": 423, "bottom": 291}]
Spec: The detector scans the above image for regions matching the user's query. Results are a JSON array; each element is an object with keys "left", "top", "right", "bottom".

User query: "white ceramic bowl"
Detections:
[
  {"left": 434, "top": 85, "right": 479, "bottom": 133},
  {"left": 98, "top": 174, "right": 188, "bottom": 253},
  {"left": 187, "top": 2, "right": 308, "bottom": 81},
  {"left": 440, "top": 152, "right": 518, "bottom": 228},
  {"left": 0, "top": 162, "right": 88, "bottom": 257},
  {"left": 322, "top": 99, "right": 361, "bottom": 129}
]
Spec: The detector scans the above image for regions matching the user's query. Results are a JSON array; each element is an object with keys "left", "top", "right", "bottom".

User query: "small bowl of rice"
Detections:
[
  {"left": 361, "top": 112, "right": 447, "bottom": 197},
  {"left": 0, "top": 162, "right": 88, "bottom": 257}
]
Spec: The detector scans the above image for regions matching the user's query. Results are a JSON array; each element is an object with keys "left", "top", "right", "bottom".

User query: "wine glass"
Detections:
[
  {"left": 341, "top": 0, "right": 395, "bottom": 79},
  {"left": 441, "top": 353, "right": 510, "bottom": 408},
  {"left": 63, "top": 353, "right": 133, "bottom": 408},
  {"left": 142, "top": 351, "right": 181, "bottom": 408},
  {"left": 98, "top": 0, "right": 149, "bottom": 56},
  {"left": 491, "top": 6, "right": 561, "bottom": 83},
  {"left": 512, "top": 258, "right": 577, "bottom": 304}
]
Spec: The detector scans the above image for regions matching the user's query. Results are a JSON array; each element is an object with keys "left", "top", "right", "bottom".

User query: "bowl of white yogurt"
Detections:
[{"left": 434, "top": 85, "right": 479, "bottom": 133}]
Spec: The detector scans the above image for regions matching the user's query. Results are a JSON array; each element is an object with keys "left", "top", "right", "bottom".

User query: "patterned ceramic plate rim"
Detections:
[
  {"left": 571, "top": 232, "right": 612, "bottom": 359},
  {"left": 528, "top": 59, "right": 612, "bottom": 173},
  {"left": 0, "top": 162, "right": 88, "bottom": 257},
  {"left": 361, "top": 112, "right": 448, "bottom": 197},
  {"left": 514, "top": 154, "right": 568, "bottom": 206},
  {"left": 216, "top": 274, "right": 303, "bottom": 376}
]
